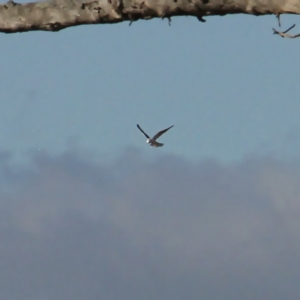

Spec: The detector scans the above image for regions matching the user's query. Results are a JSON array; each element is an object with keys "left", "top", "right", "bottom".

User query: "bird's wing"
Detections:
[
  {"left": 137, "top": 124, "right": 150, "bottom": 139},
  {"left": 152, "top": 125, "right": 174, "bottom": 141}
]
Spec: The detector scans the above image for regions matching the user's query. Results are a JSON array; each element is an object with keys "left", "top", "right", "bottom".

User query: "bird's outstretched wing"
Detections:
[
  {"left": 153, "top": 125, "right": 174, "bottom": 141},
  {"left": 137, "top": 124, "right": 150, "bottom": 139}
]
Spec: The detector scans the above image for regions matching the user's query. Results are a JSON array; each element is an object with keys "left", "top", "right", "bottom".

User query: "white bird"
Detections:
[{"left": 137, "top": 124, "right": 174, "bottom": 147}]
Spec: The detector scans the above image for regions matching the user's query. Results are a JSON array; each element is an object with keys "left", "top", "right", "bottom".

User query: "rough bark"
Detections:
[{"left": 0, "top": 0, "right": 299, "bottom": 33}]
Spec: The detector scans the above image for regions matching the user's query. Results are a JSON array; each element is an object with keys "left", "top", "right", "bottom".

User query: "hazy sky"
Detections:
[
  {"left": 1, "top": 1, "right": 300, "bottom": 299},
  {"left": 1, "top": 150, "right": 300, "bottom": 300}
]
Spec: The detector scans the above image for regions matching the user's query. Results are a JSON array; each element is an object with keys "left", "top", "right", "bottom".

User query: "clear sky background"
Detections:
[
  {"left": 1, "top": 5, "right": 300, "bottom": 163},
  {"left": 1, "top": 1, "right": 300, "bottom": 299}
]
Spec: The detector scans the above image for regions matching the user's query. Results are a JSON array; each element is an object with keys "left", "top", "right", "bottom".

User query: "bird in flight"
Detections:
[{"left": 137, "top": 124, "right": 174, "bottom": 147}]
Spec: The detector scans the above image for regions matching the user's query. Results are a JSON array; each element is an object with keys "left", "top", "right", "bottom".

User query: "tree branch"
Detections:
[
  {"left": 273, "top": 24, "right": 300, "bottom": 38},
  {"left": 1, "top": 0, "right": 300, "bottom": 33}
]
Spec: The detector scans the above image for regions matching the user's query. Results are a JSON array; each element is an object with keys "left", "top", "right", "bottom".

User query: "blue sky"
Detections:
[{"left": 1, "top": 11, "right": 300, "bottom": 163}]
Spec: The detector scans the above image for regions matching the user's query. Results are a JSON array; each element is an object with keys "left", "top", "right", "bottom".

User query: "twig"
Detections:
[
  {"left": 273, "top": 24, "right": 300, "bottom": 38},
  {"left": 276, "top": 13, "right": 281, "bottom": 27}
]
